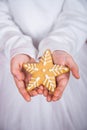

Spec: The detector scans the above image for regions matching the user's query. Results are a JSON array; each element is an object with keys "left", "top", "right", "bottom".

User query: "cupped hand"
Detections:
[
  {"left": 42, "top": 50, "right": 80, "bottom": 102},
  {"left": 11, "top": 54, "right": 38, "bottom": 101}
]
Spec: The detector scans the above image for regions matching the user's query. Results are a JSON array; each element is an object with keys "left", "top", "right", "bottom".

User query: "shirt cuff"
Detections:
[
  {"left": 10, "top": 47, "right": 37, "bottom": 60},
  {"left": 38, "top": 38, "right": 74, "bottom": 59}
]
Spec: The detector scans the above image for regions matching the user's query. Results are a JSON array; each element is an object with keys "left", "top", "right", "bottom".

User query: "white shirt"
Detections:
[
  {"left": 0, "top": 1, "right": 87, "bottom": 130},
  {"left": 0, "top": 0, "right": 87, "bottom": 60}
]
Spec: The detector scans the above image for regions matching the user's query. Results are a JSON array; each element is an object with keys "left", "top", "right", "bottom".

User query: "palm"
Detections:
[{"left": 53, "top": 72, "right": 70, "bottom": 100}]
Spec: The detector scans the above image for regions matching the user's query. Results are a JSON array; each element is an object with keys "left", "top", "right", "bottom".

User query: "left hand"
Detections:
[{"left": 38, "top": 50, "right": 80, "bottom": 102}]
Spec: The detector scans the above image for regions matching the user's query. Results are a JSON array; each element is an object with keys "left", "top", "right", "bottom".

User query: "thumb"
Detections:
[
  {"left": 15, "top": 69, "right": 25, "bottom": 81},
  {"left": 11, "top": 67, "right": 25, "bottom": 81},
  {"left": 66, "top": 57, "right": 80, "bottom": 79}
]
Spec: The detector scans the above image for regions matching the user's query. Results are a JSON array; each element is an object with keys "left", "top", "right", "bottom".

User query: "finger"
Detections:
[
  {"left": 37, "top": 89, "right": 43, "bottom": 94},
  {"left": 12, "top": 68, "right": 25, "bottom": 81},
  {"left": 29, "top": 89, "right": 38, "bottom": 96},
  {"left": 43, "top": 88, "right": 49, "bottom": 97},
  {"left": 46, "top": 95, "right": 52, "bottom": 102},
  {"left": 14, "top": 77, "right": 31, "bottom": 101},
  {"left": 32, "top": 90, "right": 38, "bottom": 96},
  {"left": 52, "top": 74, "right": 69, "bottom": 100},
  {"left": 66, "top": 57, "right": 80, "bottom": 79},
  {"left": 52, "top": 96, "right": 62, "bottom": 101},
  {"left": 24, "top": 73, "right": 31, "bottom": 84},
  {"left": 39, "top": 85, "right": 44, "bottom": 90},
  {"left": 37, "top": 85, "right": 44, "bottom": 94}
]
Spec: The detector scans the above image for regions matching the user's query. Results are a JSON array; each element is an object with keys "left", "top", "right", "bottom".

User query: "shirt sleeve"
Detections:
[
  {"left": 38, "top": 0, "right": 87, "bottom": 58},
  {"left": 0, "top": 1, "right": 37, "bottom": 60}
]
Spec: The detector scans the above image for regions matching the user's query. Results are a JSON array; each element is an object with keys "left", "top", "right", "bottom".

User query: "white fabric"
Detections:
[
  {"left": 0, "top": 0, "right": 87, "bottom": 130},
  {"left": 0, "top": 0, "right": 37, "bottom": 60}
]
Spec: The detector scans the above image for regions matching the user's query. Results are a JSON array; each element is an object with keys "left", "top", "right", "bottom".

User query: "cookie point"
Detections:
[
  {"left": 46, "top": 49, "right": 51, "bottom": 53},
  {"left": 23, "top": 63, "right": 28, "bottom": 69}
]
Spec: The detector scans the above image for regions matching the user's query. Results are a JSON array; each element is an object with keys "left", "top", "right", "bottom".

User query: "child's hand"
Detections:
[
  {"left": 42, "top": 50, "right": 80, "bottom": 102},
  {"left": 11, "top": 54, "right": 38, "bottom": 101}
]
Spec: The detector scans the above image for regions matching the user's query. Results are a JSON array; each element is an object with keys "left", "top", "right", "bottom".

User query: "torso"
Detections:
[{"left": 8, "top": 0, "right": 64, "bottom": 47}]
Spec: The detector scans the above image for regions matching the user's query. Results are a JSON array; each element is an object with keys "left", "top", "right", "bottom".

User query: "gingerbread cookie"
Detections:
[{"left": 23, "top": 50, "right": 69, "bottom": 92}]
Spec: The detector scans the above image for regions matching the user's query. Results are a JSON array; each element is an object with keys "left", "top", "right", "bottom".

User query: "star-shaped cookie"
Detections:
[{"left": 23, "top": 50, "right": 69, "bottom": 92}]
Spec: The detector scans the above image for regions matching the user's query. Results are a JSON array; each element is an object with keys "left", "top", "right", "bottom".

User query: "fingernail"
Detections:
[
  {"left": 78, "top": 73, "right": 80, "bottom": 79},
  {"left": 38, "top": 90, "right": 43, "bottom": 94},
  {"left": 26, "top": 96, "right": 31, "bottom": 101},
  {"left": 47, "top": 96, "right": 51, "bottom": 102}
]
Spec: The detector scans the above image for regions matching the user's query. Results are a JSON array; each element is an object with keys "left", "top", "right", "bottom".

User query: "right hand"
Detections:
[{"left": 11, "top": 54, "right": 38, "bottom": 101}]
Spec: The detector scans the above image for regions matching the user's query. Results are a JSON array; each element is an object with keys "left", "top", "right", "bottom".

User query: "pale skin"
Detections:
[
  {"left": 11, "top": 50, "right": 80, "bottom": 102},
  {"left": 40, "top": 50, "right": 80, "bottom": 102},
  {"left": 11, "top": 54, "right": 38, "bottom": 101}
]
